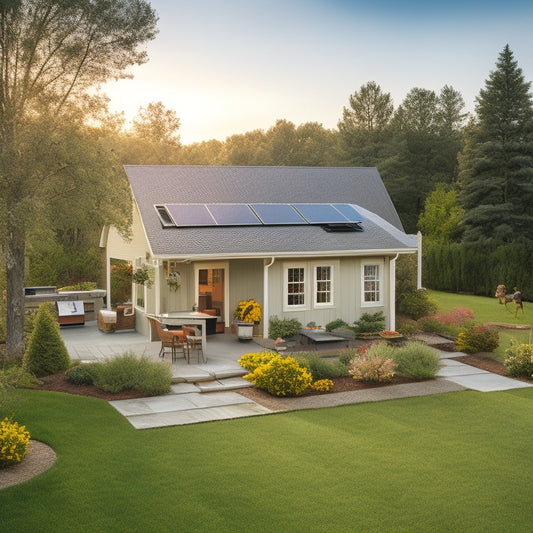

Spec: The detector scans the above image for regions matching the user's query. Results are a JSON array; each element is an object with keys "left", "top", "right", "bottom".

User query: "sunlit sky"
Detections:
[{"left": 102, "top": 0, "right": 533, "bottom": 145}]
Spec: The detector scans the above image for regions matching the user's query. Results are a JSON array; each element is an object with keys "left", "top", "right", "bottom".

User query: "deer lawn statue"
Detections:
[{"left": 495, "top": 285, "right": 524, "bottom": 317}]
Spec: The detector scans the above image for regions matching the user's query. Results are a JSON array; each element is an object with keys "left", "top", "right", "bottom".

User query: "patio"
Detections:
[{"left": 59, "top": 321, "right": 266, "bottom": 382}]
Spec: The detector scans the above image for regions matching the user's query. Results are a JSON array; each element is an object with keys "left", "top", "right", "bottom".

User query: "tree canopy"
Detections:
[
  {"left": 459, "top": 45, "right": 533, "bottom": 244},
  {"left": 0, "top": 0, "right": 158, "bottom": 356}
]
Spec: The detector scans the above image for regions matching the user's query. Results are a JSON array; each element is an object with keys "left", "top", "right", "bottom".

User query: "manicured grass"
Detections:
[
  {"left": 428, "top": 290, "right": 532, "bottom": 361},
  {"left": 2, "top": 388, "right": 533, "bottom": 531}
]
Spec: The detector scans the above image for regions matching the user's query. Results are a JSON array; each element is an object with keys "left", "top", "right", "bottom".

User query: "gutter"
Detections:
[{"left": 263, "top": 257, "right": 275, "bottom": 339}]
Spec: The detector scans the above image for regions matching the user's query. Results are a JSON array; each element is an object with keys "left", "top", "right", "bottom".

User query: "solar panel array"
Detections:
[{"left": 156, "top": 203, "right": 364, "bottom": 228}]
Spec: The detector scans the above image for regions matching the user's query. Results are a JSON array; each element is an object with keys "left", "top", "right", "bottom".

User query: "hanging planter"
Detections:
[
  {"left": 132, "top": 266, "right": 153, "bottom": 288},
  {"left": 166, "top": 271, "right": 181, "bottom": 292}
]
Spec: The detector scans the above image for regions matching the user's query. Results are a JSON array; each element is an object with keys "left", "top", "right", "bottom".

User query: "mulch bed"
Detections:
[
  {"left": 30, "top": 353, "right": 533, "bottom": 403},
  {"left": 32, "top": 373, "right": 147, "bottom": 400}
]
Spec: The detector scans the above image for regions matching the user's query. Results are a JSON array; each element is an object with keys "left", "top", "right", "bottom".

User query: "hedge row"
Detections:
[{"left": 422, "top": 239, "right": 533, "bottom": 299}]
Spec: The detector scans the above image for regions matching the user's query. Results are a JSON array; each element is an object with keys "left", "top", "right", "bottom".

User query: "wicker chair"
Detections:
[
  {"left": 182, "top": 326, "right": 204, "bottom": 363},
  {"left": 148, "top": 317, "right": 186, "bottom": 362}
]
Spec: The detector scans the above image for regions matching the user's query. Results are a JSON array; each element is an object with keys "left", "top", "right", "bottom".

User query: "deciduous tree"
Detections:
[{"left": 0, "top": 0, "right": 158, "bottom": 356}]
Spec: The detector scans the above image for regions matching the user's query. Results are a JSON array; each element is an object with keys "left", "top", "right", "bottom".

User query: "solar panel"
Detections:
[
  {"left": 293, "top": 204, "right": 350, "bottom": 224},
  {"left": 165, "top": 204, "right": 215, "bottom": 226},
  {"left": 251, "top": 204, "right": 307, "bottom": 225},
  {"left": 206, "top": 204, "right": 260, "bottom": 225},
  {"left": 332, "top": 204, "right": 363, "bottom": 222}
]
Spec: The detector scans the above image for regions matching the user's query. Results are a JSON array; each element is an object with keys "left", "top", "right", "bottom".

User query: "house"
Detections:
[{"left": 101, "top": 166, "right": 418, "bottom": 338}]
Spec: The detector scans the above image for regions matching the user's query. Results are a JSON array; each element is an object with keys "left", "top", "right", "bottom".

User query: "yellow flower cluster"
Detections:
[
  {"left": 238, "top": 351, "right": 277, "bottom": 372},
  {"left": 0, "top": 418, "right": 30, "bottom": 468},
  {"left": 243, "top": 355, "right": 312, "bottom": 396},
  {"left": 234, "top": 299, "right": 262, "bottom": 324},
  {"left": 310, "top": 379, "right": 334, "bottom": 392}
]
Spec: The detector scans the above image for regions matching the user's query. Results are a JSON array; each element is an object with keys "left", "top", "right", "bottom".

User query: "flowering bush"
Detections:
[
  {"left": 504, "top": 343, "right": 533, "bottom": 377},
  {"left": 310, "top": 379, "right": 334, "bottom": 392},
  {"left": 455, "top": 324, "right": 499, "bottom": 353},
  {"left": 0, "top": 418, "right": 30, "bottom": 468},
  {"left": 234, "top": 299, "right": 262, "bottom": 323},
  {"left": 434, "top": 307, "right": 474, "bottom": 327},
  {"left": 238, "top": 351, "right": 277, "bottom": 372},
  {"left": 348, "top": 355, "right": 397, "bottom": 383},
  {"left": 243, "top": 355, "right": 312, "bottom": 396}
]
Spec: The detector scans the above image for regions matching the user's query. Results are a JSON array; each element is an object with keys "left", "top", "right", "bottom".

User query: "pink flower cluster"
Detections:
[{"left": 434, "top": 307, "right": 474, "bottom": 326}]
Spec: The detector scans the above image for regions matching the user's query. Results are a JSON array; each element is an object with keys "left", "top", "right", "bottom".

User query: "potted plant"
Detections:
[{"left": 233, "top": 299, "right": 262, "bottom": 340}]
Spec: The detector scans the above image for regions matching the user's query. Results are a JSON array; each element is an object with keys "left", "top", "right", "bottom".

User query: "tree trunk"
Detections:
[{"left": 5, "top": 223, "right": 26, "bottom": 358}]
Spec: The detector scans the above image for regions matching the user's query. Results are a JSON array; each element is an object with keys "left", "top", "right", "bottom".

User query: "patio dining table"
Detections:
[{"left": 158, "top": 311, "right": 217, "bottom": 360}]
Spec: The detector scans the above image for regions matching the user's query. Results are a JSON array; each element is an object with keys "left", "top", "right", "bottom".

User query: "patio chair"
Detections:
[
  {"left": 148, "top": 317, "right": 186, "bottom": 362},
  {"left": 181, "top": 326, "right": 204, "bottom": 363}
]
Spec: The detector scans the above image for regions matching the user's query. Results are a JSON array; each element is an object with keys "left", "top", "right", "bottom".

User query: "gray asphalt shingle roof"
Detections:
[{"left": 124, "top": 165, "right": 417, "bottom": 258}]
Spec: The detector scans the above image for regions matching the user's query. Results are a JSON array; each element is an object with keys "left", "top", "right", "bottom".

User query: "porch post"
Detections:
[
  {"left": 417, "top": 231, "right": 422, "bottom": 290},
  {"left": 154, "top": 260, "right": 161, "bottom": 316},
  {"left": 263, "top": 258, "right": 275, "bottom": 338},
  {"left": 389, "top": 254, "right": 398, "bottom": 331}
]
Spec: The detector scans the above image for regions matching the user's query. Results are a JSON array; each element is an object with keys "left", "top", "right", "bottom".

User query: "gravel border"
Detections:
[{"left": 0, "top": 440, "right": 56, "bottom": 490}]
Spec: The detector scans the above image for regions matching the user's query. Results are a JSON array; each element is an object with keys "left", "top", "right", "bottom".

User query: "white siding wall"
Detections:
[{"left": 267, "top": 256, "right": 392, "bottom": 330}]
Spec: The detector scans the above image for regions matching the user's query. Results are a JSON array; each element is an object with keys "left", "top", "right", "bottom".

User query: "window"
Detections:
[
  {"left": 315, "top": 265, "right": 332, "bottom": 306},
  {"left": 287, "top": 267, "right": 305, "bottom": 307},
  {"left": 284, "top": 262, "right": 336, "bottom": 311},
  {"left": 362, "top": 264, "right": 381, "bottom": 305}
]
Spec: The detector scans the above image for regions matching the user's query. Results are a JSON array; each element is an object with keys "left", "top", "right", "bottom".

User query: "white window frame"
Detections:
[
  {"left": 313, "top": 263, "right": 334, "bottom": 308},
  {"left": 361, "top": 263, "right": 382, "bottom": 306},
  {"left": 284, "top": 264, "right": 307, "bottom": 311},
  {"left": 283, "top": 261, "right": 337, "bottom": 311}
]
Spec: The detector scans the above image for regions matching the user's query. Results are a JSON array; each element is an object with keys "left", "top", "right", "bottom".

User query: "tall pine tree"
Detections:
[{"left": 459, "top": 45, "right": 533, "bottom": 243}]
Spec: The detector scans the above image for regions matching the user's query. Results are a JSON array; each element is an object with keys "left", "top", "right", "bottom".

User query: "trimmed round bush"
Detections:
[
  {"left": 66, "top": 365, "right": 95, "bottom": 386},
  {"left": 0, "top": 417, "right": 30, "bottom": 468},
  {"left": 23, "top": 303, "right": 70, "bottom": 377},
  {"left": 504, "top": 343, "right": 533, "bottom": 378},
  {"left": 393, "top": 342, "right": 440, "bottom": 379},
  {"left": 244, "top": 355, "right": 312, "bottom": 396},
  {"left": 456, "top": 324, "right": 499, "bottom": 353},
  {"left": 293, "top": 352, "right": 348, "bottom": 380}
]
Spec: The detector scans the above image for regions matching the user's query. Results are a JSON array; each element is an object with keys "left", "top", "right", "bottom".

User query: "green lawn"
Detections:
[
  {"left": 427, "top": 290, "right": 532, "bottom": 362},
  {"left": 2, "top": 388, "right": 532, "bottom": 532}
]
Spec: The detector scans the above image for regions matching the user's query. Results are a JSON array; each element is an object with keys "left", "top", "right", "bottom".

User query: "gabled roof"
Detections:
[{"left": 124, "top": 165, "right": 417, "bottom": 258}]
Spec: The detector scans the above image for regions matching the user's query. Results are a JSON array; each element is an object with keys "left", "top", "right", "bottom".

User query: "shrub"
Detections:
[
  {"left": 268, "top": 315, "right": 302, "bottom": 339},
  {"left": 433, "top": 307, "right": 474, "bottom": 327},
  {"left": 23, "top": 303, "right": 70, "bottom": 377},
  {"left": 348, "top": 355, "right": 397, "bottom": 383},
  {"left": 456, "top": 324, "right": 499, "bottom": 353},
  {"left": 0, "top": 366, "right": 37, "bottom": 390},
  {"left": 238, "top": 351, "right": 277, "bottom": 372},
  {"left": 310, "top": 379, "right": 334, "bottom": 392},
  {"left": 352, "top": 312, "right": 385, "bottom": 334},
  {"left": 396, "top": 323, "right": 418, "bottom": 337},
  {"left": 89, "top": 353, "right": 172, "bottom": 396},
  {"left": 504, "top": 343, "right": 533, "bottom": 378},
  {"left": 293, "top": 352, "right": 348, "bottom": 380},
  {"left": 398, "top": 289, "right": 438, "bottom": 320},
  {"left": 243, "top": 355, "right": 312, "bottom": 397},
  {"left": 234, "top": 299, "right": 262, "bottom": 323},
  {"left": 66, "top": 364, "right": 95, "bottom": 386},
  {"left": 0, "top": 417, "right": 30, "bottom": 468},
  {"left": 392, "top": 342, "right": 440, "bottom": 379},
  {"left": 325, "top": 319, "right": 349, "bottom": 332},
  {"left": 338, "top": 348, "right": 359, "bottom": 367},
  {"left": 417, "top": 317, "right": 461, "bottom": 338}
]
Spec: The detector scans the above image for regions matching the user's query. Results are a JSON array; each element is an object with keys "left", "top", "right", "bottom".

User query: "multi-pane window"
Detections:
[
  {"left": 287, "top": 267, "right": 305, "bottom": 306},
  {"left": 315, "top": 266, "right": 332, "bottom": 305},
  {"left": 363, "top": 264, "right": 381, "bottom": 304}
]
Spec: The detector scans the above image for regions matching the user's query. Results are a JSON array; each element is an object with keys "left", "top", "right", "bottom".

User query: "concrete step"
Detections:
[{"left": 196, "top": 376, "right": 253, "bottom": 392}]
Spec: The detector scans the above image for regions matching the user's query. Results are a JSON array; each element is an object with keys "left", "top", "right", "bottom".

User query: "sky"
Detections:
[{"left": 102, "top": 0, "right": 533, "bottom": 145}]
